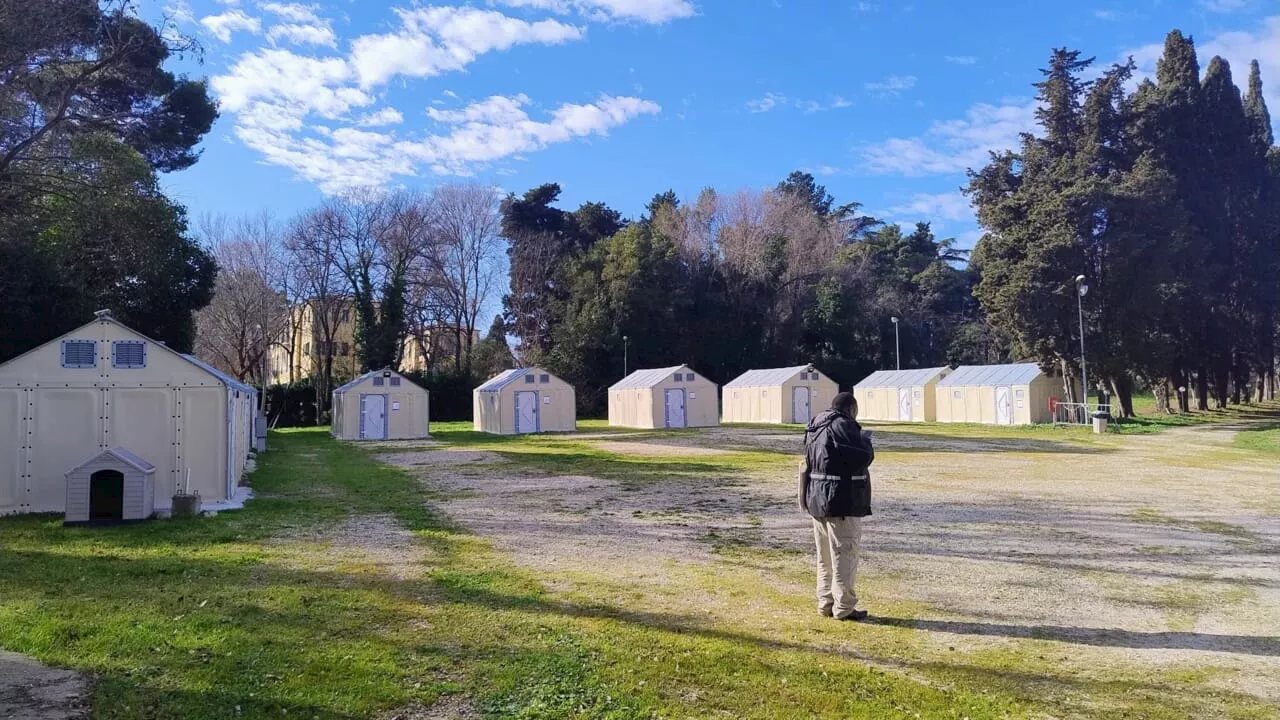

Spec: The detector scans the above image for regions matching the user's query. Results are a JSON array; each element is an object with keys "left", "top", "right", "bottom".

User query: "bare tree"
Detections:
[
  {"left": 427, "top": 183, "right": 504, "bottom": 371},
  {"left": 287, "top": 209, "right": 348, "bottom": 422}
]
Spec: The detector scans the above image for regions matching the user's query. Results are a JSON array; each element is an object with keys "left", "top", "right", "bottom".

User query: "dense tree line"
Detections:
[
  {"left": 0, "top": 0, "right": 218, "bottom": 360},
  {"left": 969, "top": 32, "right": 1279, "bottom": 416},
  {"left": 501, "top": 179, "right": 995, "bottom": 414}
]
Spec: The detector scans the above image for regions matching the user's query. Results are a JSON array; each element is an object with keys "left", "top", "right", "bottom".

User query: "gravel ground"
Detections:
[
  {"left": 0, "top": 651, "right": 88, "bottom": 720},
  {"left": 382, "top": 420, "right": 1280, "bottom": 705}
]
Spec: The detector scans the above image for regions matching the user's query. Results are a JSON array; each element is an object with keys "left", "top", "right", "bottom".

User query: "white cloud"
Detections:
[
  {"left": 357, "top": 108, "right": 405, "bottom": 127},
  {"left": 944, "top": 55, "right": 977, "bottom": 65},
  {"left": 862, "top": 99, "right": 1037, "bottom": 176},
  {"left": 350, "top": 7, "right": 583, "bottom": 88},
  {"left": 165, "top": 0, "right": 195, "bottom": 24},
  {"left": 260, "top": 2, "right": 322, "bottom": 24},
  {"left": 864, "top": 74, "right": 917, "bottom": 94},
  {"left": 268, "top": 23, "right": 338, "bottom": 47},
  {"left": 886, "top": 192, "right": 974, "bottom": 223},
  {"left": 1094, "top": 9, "right": 1118, "bottom": 20},
  {"left": 746, "top": 92, "right": 786, "bottom": 113},
  {"left": 201, "top": 9, "right": 262, "bottom": 42},
  {"left": 492, "top": 0, "right": 696, "bottom": 23},
  {"left": 746, "top": 93, "right": 852, "bottom": 113},
  {"left": 1199, "top": 0, "right": 1249, "bottom": 12},
  {"left": 212, "top": 49, "right": 368, "bottom": 118}
]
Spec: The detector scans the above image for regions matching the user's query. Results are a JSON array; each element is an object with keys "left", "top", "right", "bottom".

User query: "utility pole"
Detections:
[
  {"left": 890, "top": 317, "right": 900, "bottom": 371},
  {"left": 623, "top": 335, "right": 629, "bottom": 377},
  {"left": 1075, "top": 275, "right": 1089, "bottom": 409}
]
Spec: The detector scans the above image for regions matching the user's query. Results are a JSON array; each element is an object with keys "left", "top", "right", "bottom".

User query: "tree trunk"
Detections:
[
  {"left": 1195, "top": 369, "right": 1209, "bottom": 411},
  {"left": 1060, "top": 358, "right": 1077, "bottom": 404},
  {"left": 1213, "top": 365, "right": 1230, "bottom": 410},
  {"left": 1154, "top": 379, "right": 1171, "bottom": 414},
  {"left": 1110, "top": 376, "right": 1135, "bottom": 419}
]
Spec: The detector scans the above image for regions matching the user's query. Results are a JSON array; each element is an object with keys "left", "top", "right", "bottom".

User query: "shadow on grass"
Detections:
[{"left": 864, "top": 616, "right": 1280, "bottom": 656}]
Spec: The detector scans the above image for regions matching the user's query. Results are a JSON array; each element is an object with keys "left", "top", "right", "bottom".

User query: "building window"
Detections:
[
  {"left": 525, "top": 375, "right": 535, "bottom": 384},
  {"left": 341, "top": 309, "right": 351, "bottom": 323},
  {"left": 390, "top": 377, "right": 401, "bottom": 387},
  {"left": 61, "top": 340, "right": 97, "bottom": 368},
  {"left": 111, "top": 341, "right": 147, "bottom": 369},
  {"left": 303, "top": 342, "right": 311, "bottom": 356},
  {"left": 340, "top": 342, "right": 350, "bottom": 356},
  {"left": 540, "top": 374, "right": 549, "bottom": 384}
]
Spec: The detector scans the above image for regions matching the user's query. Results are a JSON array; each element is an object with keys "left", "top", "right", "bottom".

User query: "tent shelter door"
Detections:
[
  {"left": 665, "top": 389, "right": 687, "bottom": 428},
  {"left": 995, "top": 386, "right": 1013, "bottom": 425},
  {"left": 898, "top": 388, "right": 912, "bottom": 421},
  {"left": 515, "top": 391, "right": 539, "bottom": 434},
  {"left": 792, "top": 386, "right": 811, "bottom": 424},
  {"left": 361, "top": 394, "right": 388, "bottom": 440}
]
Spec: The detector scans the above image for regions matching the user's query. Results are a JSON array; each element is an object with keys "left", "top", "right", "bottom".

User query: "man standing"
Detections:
[{"left": 799, "top": 392, "right": 875, "bottom": 621}]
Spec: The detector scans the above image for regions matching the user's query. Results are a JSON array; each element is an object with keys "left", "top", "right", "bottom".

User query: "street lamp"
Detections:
[
  {"left": 1075, "top": 275, "right": 1089, "bottom": 409},
  {"left": 1178, "top": 386, "right": 1187, "bottom": 413},
  {"left": 890, "top": 317, "right": 900, "bottom": 371},
  {"left": 623, "top": 335, "right": 630, "bottom": 377}
]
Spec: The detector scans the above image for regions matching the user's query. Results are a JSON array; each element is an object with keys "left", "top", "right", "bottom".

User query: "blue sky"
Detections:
[{"left": 144, "top": 0, "right": 1280, "bottom": 249}]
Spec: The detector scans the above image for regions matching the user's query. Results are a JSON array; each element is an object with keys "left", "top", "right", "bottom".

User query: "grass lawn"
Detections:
[{"left": 0, "top": 428, "right": 1024, "bottom": 719}]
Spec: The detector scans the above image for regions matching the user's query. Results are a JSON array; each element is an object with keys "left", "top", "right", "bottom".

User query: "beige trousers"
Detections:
[{"left": 813, "top": 516, "right": 862, "bottom": 618}]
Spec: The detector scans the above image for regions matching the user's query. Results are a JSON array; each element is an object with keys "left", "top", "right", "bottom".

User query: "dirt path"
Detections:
[
  {"left": 0, "top": 652, "right": 88, "bottom": 720},
  {"left": 384, "top": 421, "right": 1280, "bottom": 709}
]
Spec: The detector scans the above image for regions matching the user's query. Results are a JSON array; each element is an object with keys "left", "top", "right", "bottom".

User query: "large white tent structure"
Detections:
[
  {"left": 0, "top": 311, "right": 257, "bottom": 519},
  {"left": 331, "top": 369, "right": 430, "bottom": 441},
  {"left": 722, "top": 365, "right": 837, "bottom": 425},
  {"left": 473, "top": 367, "right": 576, "bottom": 435},
  {"left": 935, "top": 363, "right": 1064, "bottom": 425},
  {"left": 608, "top": 366, "right": 719, "bottom": 429},
  {"left": 853, "top": 367, "right": 951, "bottom": 422}
]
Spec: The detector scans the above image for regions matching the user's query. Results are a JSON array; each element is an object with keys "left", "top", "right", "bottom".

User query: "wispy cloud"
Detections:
[
  {"left": 864, "top": 74, "right": 917, "bottom": 95},
  {"left": 944, "top": 55, "right": 977, "bottom": 65},
  {"left": 1198, "top": 0, "right": 1249, "bottom": 12},
  {"left": 491, "top": 0, "right": 696, "bottom": 23},
  {"left": 886, "top": 192, "right": 974, "bottom": 223},
  {"left": 746, "top": 93, "right": 853, "bottom": 113},
  {"left": 854, "top": 1, "right": 877, "bottom": 11},
  {"left": 1093, "top": 9, "right": 1118, "bottom": 20},
  {"left": 201, "top": 9, "right": 262, "bottom": 42},
  {"left": 862, "top": 99, "right": 1037, "bottom": 176}
]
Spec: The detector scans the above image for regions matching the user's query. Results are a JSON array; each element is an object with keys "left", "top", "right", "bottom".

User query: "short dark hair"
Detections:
[{"left": 831, "top": 392, "right": 856, "bottom": 415}]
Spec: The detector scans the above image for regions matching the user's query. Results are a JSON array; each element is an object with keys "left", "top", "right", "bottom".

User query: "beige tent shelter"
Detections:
[
  {"left": 331, "top": 369, "right": 430, "bottom": 441},
  {"left": 0, "top": 310, "right": 257, "bottom": 518},
  {"left": 722, "top": 365, "right": 838, "bottom": 425},
  {"left": 935, "top": 363, "right": 1063, "bottom": 425},
  {"left": 853, "top": 367, "right": 951, "bottom": 422},
  {"left": 473, "top": 367, "right": 576, "bottom": 435},
  {"left": 608, "top": 365, "right": 719, "bottom": 429}
]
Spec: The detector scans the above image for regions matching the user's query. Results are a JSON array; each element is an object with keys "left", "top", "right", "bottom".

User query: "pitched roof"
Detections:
[
  {"left": 333, "top": 368, "right": 423, "bottom": 394},
  {"left": 937, "top": 363, "right": 1044, "bottom": 387},
  {"left": 68, "top": 447, "right": 156, "bottom": 474},
  {"left": 725, "top": 365, "right": 815, "bottom": 388},
  {"left": 610, "top": 366, "right": 688, "bottom": 390},
  {"left": 182, "top": 354, "right": 256, "bottom": 395},
  {"left": 854, "top": 367, "right": 950, "bottom": 389},
  {"left": 477, "top": 368, "right": 528, "bottom": 392}
]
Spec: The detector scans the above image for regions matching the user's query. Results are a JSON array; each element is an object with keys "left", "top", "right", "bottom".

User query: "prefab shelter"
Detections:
[
  {"left": 609, "top": 365, "right": 719, "bottom": 429},
  {"left": 722, "top": 365, "right": 838, "bottom": 425},
  {"left": 935, "top": 363, "right": 1062, "bottom": 425},
  {"left": 473, "top": 367, "right": 576, "bottom": 435},
  {"left": 0, "top": 310, "right": 257, "bottom": 517},
  {"left": 332, "top": 369, "right": 430, "bottom": 441},
  {"left": 853, "top": 367, "right": 951, "bottom": 423}
]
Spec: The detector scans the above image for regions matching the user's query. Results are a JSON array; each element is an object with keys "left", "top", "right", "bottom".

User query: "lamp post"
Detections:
[
  {"left": 623, "top": 335, "right": 629, "bottom": 377},
  {"left": 1178, "top": 386, "right": 1187, "bottom": 413},
  {"left": 1075, "top": 275, "right": 1089, "bottom": 410},
  {"left": 890, "top": 316, "right": 900, "bottom": 371}
]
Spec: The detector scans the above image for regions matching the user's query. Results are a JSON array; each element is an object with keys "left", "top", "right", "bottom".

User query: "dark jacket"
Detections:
[{"left": 801, "top": 410, "right": 874, "bottom": 518}]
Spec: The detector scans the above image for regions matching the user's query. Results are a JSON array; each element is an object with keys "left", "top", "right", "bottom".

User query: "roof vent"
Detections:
[{"left": 93, "top": 309, "right": 114, "bottom": 320}]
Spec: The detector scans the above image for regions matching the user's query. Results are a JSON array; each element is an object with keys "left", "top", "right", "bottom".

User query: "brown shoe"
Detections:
[{"left": 836, "top": 609, "right": 869, "bottom": 622}]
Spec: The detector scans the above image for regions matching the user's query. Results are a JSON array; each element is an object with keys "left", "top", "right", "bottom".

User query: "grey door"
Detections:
[
  {"left": 361, "top": 393, "right": 387, "bottom": 439},
  {"left": 665, "top": 388, "right": 687, "bottom": 428},
  {"left": 515, "top": 391, "right": 539, "bottom": 434},
  {"left": 995, "top": 386, "right": 1013, "bottom": 425},
  {"left": 792, "top": 386, "right": 811, "bottom": 424},
  {"left": 898, "top": 388, "right": 913, "bottom": 421}
]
